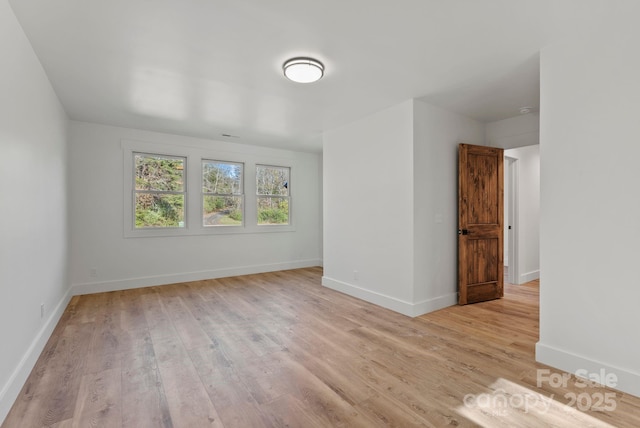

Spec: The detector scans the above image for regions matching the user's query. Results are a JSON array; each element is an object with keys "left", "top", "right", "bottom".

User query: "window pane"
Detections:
[
  {"left": 256, "top": 165, "right": 289, "bottom": 196},
  {"left": 135, "top": 193, "right": 185, "bottom": 228},
  {"left": 203, "top": 161, "right": 242, "bottom": 194},
  {"left": 257, "top": 197, "right": 289, "bottom": 225},
  {"left": 203, "top": 195, "right": 243, "bottom": 226},
  {"left": 135, "top": 154, "right": 184, "bottom": 191}
]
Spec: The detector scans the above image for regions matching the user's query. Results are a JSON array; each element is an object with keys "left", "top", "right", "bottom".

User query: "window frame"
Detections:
[
  {"left": 201, "top": 159, "right": 245, "bottom": 228},
  {"left": 133, "top": 151, "right": 187, "bottom": 230},
  {"left": 123, "top": 139, "right": 295, "bottom": 237},
  {"left": 256, "top": 164, "right": 291, "bottom": 227}
]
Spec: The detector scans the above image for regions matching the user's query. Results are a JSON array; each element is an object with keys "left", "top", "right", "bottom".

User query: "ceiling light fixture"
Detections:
[
  {"left": 283, "top": 57, "right": 324, "bottom": 83},
  {"left": 519, "top": 106, "right": 533, "bottom": 114}
]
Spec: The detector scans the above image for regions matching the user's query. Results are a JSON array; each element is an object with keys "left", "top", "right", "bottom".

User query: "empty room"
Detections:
[{"left": 1, "top": 0, "right": 639, "bottom": 427}]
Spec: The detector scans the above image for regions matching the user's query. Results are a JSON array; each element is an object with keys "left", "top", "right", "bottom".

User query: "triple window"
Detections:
[{"left": 133, "top": 153, "right": 290, "bottom": 230}]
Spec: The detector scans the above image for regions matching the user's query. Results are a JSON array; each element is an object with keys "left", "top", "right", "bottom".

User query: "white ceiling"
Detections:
[{"left": 9, "top": 0, "right": 605, "bottom": 152}]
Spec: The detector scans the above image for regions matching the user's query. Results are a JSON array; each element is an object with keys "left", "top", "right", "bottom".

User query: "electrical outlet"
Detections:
[
  {"left": 353, "top": 270, "right": 359, "bottom": 281},
  {"left": 89, "top": 268, "right": 97, "bottom": 277},
  {"left": 40, "top": 303, "right": 45, "bottom": 319}
]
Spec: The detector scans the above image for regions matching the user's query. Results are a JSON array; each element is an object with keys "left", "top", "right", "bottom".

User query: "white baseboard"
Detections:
[
  {"left": 0, "top": 287, "right": 73, "bottom": 424},
  {"left": 412, "top": 293, "right": 458, "bottom": 316},
  {"left": 536, "top": 342, "right": 640, "bottom": 398},
  {"left": 321, "top": 276, "right": 455, "bottom": 317},
  {"left": 520, "top": 269, "right": 540, "bottom": 284},
  {"left": 72, "top": 259, "right": 322, "bottom": 295}
]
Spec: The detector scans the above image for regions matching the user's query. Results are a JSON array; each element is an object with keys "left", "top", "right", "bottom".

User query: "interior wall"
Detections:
[
  {"left": 537, "top": 9, "right": 640, "bottom": 397},
  {"left": 504, "top": 145, "right": 540, "bottom": 284},
  {"left": 412, "top": 100, "right": 485, "bottom": 308},
  {"left": 322, "top": 100, "right": 416, "bottom": 314},
  {"left": 0, "top": 1, "right": 70, "bottom": 422},
  {"left": 322, "top": 99, "right": 484, "bottom": 316},
  {"left": 68, "top": 121, "right": 322, "bottom": 294}
]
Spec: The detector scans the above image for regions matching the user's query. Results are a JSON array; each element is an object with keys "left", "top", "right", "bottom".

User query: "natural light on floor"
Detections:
[{"left": 456, "top": 377, "right": 616, "bottom": 427}]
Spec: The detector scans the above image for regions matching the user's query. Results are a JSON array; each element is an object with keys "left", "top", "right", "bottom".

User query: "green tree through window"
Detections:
[
  {"left": 256, "top": 165, "right": 290, "bottom": 225},
  {"left": 202, "top": 160, "right": 244, "bottom": 226},
  {"left": 134, "top": 153, "right": 186, "bottom": 228}
]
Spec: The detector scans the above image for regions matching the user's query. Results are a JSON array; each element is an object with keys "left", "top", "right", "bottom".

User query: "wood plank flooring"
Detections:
[{"left": 3, "top": 268, "right": 640, "bottom": 427}]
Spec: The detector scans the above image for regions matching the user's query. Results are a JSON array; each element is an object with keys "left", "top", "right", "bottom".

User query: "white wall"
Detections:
[
  {"left": 537, "top": 10, "right": 640, "bottom": 397},
  {"left": 69, "top": 121, "right": 322, "bottom": 293},
  {"left": 322, "top": 99, "right": 484, "bottom": 316},
  {"left": 486, "top": 112, "right": 539, "bottom": 149},
  {"left": 412, "top": 100, "right": 485, "bottom": 308},
  {"left": 323, "top": 101, "right": 416, "bottom": 313},
  {"left": 0, "top": 1, "right": 70, "bottom": 422},
  {"left": 505, "top": 145, "right": 540, "bottom": 284}
]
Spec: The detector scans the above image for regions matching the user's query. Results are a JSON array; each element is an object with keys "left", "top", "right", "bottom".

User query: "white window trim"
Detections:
[
  {"left": 123, "top": 139, "right": 295, "bottom": 238},
  {"left": 124, "top": 143, "right": 192, "bottom": 238}
]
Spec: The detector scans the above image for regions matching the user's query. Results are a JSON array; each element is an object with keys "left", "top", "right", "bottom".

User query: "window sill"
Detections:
[{"left": 124, "top": 224, "right": 295, "bottom": 238}]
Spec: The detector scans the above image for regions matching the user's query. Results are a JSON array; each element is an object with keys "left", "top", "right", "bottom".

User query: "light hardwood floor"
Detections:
[{"left": 3, "top": 268, "right": 639, "bottom": 427}]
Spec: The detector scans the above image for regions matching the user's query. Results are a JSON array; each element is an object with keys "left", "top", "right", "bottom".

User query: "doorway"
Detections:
[
  {"left": 504, "top": 156, "right": 518, "bottom": 285},
  {"left": 503, "top": 145, "right": 540, "bottom": 286}
]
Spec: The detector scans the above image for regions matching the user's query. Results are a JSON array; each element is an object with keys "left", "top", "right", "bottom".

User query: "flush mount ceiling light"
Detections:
[{"left": 283, "top": 57, "right": 324, "bottom": 83}]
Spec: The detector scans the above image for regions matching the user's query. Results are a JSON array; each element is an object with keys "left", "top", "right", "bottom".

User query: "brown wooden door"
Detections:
[{"left": 458, "top": 143, "right": 504, "bottom": 305}]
